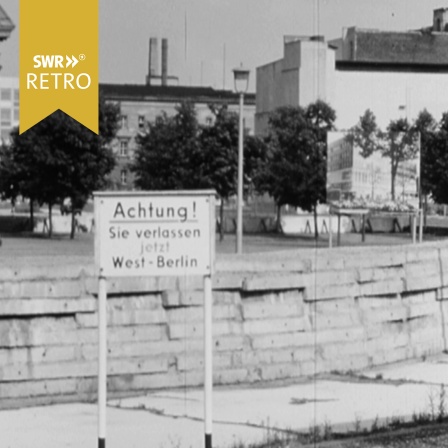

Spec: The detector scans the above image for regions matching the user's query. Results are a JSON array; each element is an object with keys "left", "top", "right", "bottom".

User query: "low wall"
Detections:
[{"left": 1, "top": 241, "right": 448, "bottom": 408}]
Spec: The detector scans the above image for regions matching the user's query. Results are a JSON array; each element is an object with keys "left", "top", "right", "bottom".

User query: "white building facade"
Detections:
[
  {"left": 256, "top": 9, "right": 448, "bottom": 134},
  {"left": 0, "top": 76, "right": 19, "bottom": 143},
  {"left": 256, "top": 35, "right": 448, "bottom": 134}
]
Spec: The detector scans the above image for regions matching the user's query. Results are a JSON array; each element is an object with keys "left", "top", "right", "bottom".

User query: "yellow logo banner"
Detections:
[{"left": 20, "top": 0, "right": 98, "bottom": 134}]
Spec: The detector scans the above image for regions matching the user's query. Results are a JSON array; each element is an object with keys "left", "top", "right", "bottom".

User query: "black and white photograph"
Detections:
[{"left": 2, "top": 1, "right": 448, "bottom": 447}]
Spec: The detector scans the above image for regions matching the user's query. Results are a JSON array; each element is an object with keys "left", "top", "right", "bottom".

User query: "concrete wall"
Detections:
[{"left": 1, "top": 241, "right": 448, "bottom": 408}]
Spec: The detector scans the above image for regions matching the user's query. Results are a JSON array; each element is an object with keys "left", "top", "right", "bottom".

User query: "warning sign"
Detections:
[{"left": 94, "top": 191, "right": 215, "bottom": 277}]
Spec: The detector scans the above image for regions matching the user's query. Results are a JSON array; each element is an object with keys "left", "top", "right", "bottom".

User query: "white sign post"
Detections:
[{"left": 94, "top": 190, "right": 216, "bottom": 448}]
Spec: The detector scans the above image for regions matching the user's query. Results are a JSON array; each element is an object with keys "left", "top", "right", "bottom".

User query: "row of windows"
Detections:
[
  {"left": 353, "top": 170, "right": 383, "bottom": 184},
  {"left": 1, "top": 108, "right": 19, "bottom": 126},
  {"left": 119, "top": 114, "right": 146, "bottom": 130},
  {"left": 328, "top": 149, "right": 353, "bottom": 171},
  {"left": 1, "top": 128, "right": 11, "bottom": 141},
  {"left": 0, "top": 88, "right": 19, "bottom": 104}
]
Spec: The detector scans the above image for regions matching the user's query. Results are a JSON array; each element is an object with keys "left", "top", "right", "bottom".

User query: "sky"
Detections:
[{"left": 0, "top": 0, "right": 446, "bottom": 92}]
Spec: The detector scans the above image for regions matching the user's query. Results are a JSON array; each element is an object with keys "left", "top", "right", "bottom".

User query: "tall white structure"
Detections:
[{"left": 256, "top": 9, "right": 448, "bottom": 134}]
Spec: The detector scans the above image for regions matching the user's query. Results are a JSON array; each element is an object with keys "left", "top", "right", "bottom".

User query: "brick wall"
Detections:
[{"left": 1, "top": 241, "right": 448, "bottom": 408}]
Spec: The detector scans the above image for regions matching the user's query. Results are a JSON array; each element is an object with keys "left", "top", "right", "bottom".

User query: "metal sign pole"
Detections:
[
  {"left": 412, "top": 213, "right": 417, "bottom": 244},
  {"left": 98, "top": 275, "right": 107, "bottom": 448},
  {"left": 419, "top": 209, "right": 423, "bottom": 243},
  {"left": 94, "top": 190, "right": 216, "bottom": 448},
  {"left": 203, "top": 274, "right": 213, "bottom": 448}
]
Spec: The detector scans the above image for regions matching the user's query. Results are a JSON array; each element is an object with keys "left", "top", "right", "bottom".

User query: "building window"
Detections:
[
  {"left": 0, "top": 89, "right": 11, "bottom": 101},
  {"left": 350, "top": 41, "right": 355, "bottom": 60},
  {"left": 119, "top": 140, "right": 129, "bottom": 157},
  {"left": 13, "top": 108, "right": 19, "bottom": 122},
  {"left": 13, "top": 89, "right": 19, "bottom": 105},
  {"left": 120, "top": 115, "right": 128, "bottom": 128},
  {"left": 120, "top": 170, "right": 127, "bottom": 185},
  {"left": 138, "top": 115, "right": 145, "bottom": 129},
  {"left": 1, "top": 128, "right": 11, "bottom": 142},
  {"left": 1, "top": 108, "right": 11, "bottom": 127}
]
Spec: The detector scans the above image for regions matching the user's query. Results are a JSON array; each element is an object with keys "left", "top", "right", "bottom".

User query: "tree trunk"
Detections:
[
  {"left": 276, "top": 204, "right": 282, "bottom": 233},
  {"left": 313, "top": 204, "right": 319, "bottom": 240},
  {"left": 391, "top": 160, "right": 397, "bottom": 201},
  {"left": 29, "top": 199, "right": 34, "bottom": 232},
  {"left": 70, "top": 210, "right": 76, "bottom": 240},
  {"left": 219, "top": 198, "right": 224, "bottom": 242},
  {"left": 48, "top": 203, "right": 53, "bottom": 238}
]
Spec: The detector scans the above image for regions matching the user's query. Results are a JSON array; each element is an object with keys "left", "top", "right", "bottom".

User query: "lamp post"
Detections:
[{"left": 233, "top": 65, "right": 250, "bottom": 254}]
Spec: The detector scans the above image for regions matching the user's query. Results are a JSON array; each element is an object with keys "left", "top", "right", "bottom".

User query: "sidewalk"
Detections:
[{"left": 1, "top": 355, "right": 448, "bottom": 448}]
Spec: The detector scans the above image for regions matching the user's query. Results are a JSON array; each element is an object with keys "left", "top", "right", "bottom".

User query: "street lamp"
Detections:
[{"left": 233, "top": 65, "right": 250, "bottom": 254}]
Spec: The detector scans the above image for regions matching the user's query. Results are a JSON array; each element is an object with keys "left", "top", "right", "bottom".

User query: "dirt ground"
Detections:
[
  {"left": 1, "top": 231, "right": 447, "bottom": 261},
  {"left": 325, "top": 424, "right": 448, "bottom": 447}
]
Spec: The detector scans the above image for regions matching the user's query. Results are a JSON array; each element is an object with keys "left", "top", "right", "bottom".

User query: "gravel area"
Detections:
[{"left": 312, "top": 424, "right": 448, "bottom": 447}]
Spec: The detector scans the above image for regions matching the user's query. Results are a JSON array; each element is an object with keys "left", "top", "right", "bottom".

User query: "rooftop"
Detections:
[
  {"left": 336, "top": 60, "right": 448, "bottom": 73},
  {"left": 100, "top": 83, "right": 256, "bottom": 104},
  {"left": 0, "top": 5, "right": 14, "bottom": 41}
]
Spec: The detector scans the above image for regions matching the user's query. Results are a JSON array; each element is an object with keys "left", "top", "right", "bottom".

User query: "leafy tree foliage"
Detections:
[
  {"left": 197, "top": 105, "right": 238, "bottom": 239},
  {"left": 415, "top": 110, "right": 448, "bottom": 205},
  {"left": 132, "top": 102, "right": 202, "bottom": 190},
  {"left": 198, "top": 105, "right": 267, "bottom": 239},
  {"left": 132, "top": 102, "right": 267, "bottom": 240},
  {"left": 257, "top": 100, "right": 336, "bottom": 237},
  {"left": 384, "top": 118, "right": 419, "bottom": 200},
  {"left": 347, "top": 109, "right": 381, "bottom": 158},
  {"left": 1, "top": 98, "right": 119, "bottom": 237},
  {"left": 0, "top": 143, "right": 20, "bottom": 203}
]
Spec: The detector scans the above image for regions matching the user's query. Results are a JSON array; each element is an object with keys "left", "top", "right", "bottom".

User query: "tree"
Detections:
[
  {"left": 417, "top": 111, "right": 448, "bottom": 205},
  {"left": 259, "top": 101, "right": 336, "bottom": 238},
  {"left": 0, "top": 142, "right": 20, "bottom": 205},
  {"left": 198, "top": 105, "right": 267, "bottom": 240},
  {"left": 306, "top": 100, "right": 337, "bottom": 236},
  {"left": 3, "top": 98, "right": 119, "bottom": 238},
  {"left": 347, "top": 109, "right": 382, "bottom": 158},
  {"left": 133, "top": 102, "right": 267, "bottom": 241},
  {"left": 414, "top": 109, "right": 436, "bottom": 198},
  {"left": 132, "top": 102, "right": 202, "bottom": 190},
  {"left": 197, "top": 105, "right": 238, "bottom": 240},
  {"left": 384, "top": 118, "right": 419, "bottom": 200}
]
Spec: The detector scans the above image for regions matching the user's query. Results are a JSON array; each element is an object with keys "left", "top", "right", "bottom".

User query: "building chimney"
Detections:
[
  {"left": 161, "top": 38, "right": 168, "bottom": 86},
  {"left": 146, "top": 37, "right": 158, "bottom": 85},
  {"left": 433, "top": 8, "right": 448, "bottom": 32}
]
